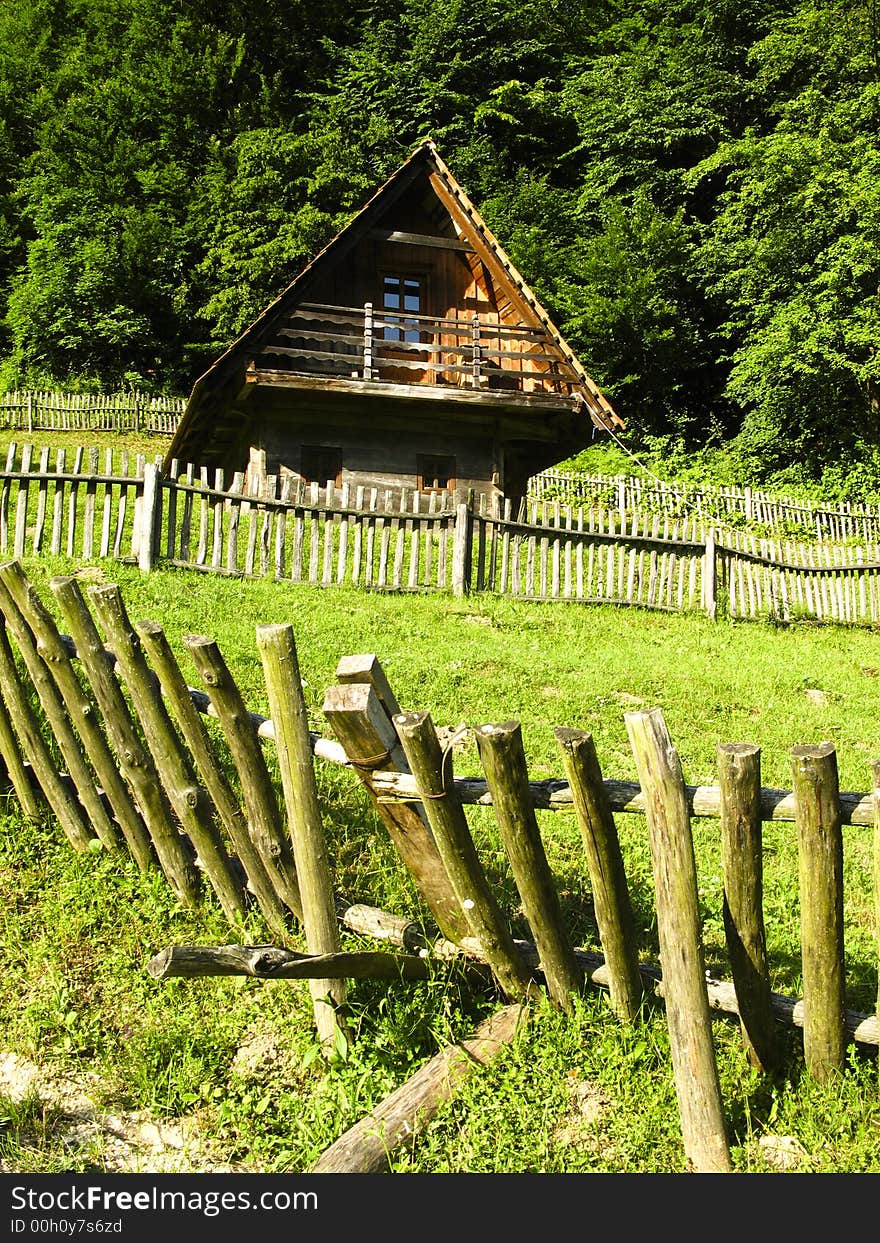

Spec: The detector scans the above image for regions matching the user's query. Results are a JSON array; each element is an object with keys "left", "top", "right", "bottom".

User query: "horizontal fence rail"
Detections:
[{"left": 0, "top": 390, "right": 184, "bottom": 435}]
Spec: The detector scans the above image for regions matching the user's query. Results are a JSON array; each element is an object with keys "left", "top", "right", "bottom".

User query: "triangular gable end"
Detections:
[{"left": 166, "top": 140, "right": 622, "bottom": 477}]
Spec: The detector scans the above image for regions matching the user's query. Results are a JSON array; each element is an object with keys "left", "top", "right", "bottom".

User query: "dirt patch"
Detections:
[{"left": 0, "top": 1052, "right": 242, "bottom": 1173}]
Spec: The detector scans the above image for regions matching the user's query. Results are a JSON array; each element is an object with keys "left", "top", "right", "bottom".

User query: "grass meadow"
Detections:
[{"left": 0, "top": 442, "right": 877, "bottom": 1175}]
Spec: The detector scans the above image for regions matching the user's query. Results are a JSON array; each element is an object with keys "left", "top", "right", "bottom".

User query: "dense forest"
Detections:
[{"left": 0, "top": 0, "right": 878, "bottom": 494}]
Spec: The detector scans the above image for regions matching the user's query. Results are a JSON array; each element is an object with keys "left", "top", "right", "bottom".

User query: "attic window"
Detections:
[
  {"left": 300, "top": 445, "right": 342, "bottom": 488},
  {"left": 417, "top": 455, "right": 455, "bottom": 493},
  {"left": 383, "top": 275, "right": 422, "bottom": 343}
]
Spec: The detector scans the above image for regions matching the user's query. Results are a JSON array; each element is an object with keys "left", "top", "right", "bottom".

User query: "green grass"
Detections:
[{"left": 0, "top": 439, "right": 877, "bottom": 1174}]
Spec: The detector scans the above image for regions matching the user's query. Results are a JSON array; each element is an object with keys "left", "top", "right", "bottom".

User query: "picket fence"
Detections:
[
  {"left": 3, "top": 443, "right": 880, "bottom": 628},
  {"left": 0, "top": 389, "right": 183, "bottom": 435},
  {"left": 530, "top": 467, "right": 880, "bottom": 544}
]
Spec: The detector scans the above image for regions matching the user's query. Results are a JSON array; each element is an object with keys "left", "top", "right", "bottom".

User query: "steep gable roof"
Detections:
[{"left": 166, "top": 140, "right": 622, "bottom": 468}]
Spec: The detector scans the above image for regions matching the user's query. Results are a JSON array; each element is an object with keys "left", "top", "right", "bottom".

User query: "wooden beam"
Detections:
[{"left": 368, "top": 227, "right": 476, "bottom": 253}]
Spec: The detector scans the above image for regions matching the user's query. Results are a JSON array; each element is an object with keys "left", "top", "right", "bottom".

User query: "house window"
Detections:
[
  {"left": 383, "top": 275, "right": 422, "bottom": 343},
  {"left": 417, "top": 455, "right": 456, "bottom": 492},
  {"left": 300, "top": 445, "right": 342, "bottom": 487}
]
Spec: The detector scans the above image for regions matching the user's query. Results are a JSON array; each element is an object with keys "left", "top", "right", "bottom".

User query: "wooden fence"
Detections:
[
  {"left": 530, "top": 467, "right": 880, "bottom": 544},
  {"left": 0, "top": 562, "right": 876, "bottom": 1172},
  {"left": 0, "top": 390, "right": 184, "bottom": 435},
  {"left": 5, "top": 442, "right": 880, "bottom": 627}
]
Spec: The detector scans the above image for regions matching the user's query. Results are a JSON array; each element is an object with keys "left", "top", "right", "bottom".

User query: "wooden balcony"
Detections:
[{"left": 252, "top": 301, "right": 584, "bottom": 402}]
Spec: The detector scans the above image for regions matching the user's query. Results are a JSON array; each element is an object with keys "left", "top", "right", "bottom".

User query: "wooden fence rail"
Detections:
[{"left": 0, "top": 562, "right": 876, "bottom": 1171}]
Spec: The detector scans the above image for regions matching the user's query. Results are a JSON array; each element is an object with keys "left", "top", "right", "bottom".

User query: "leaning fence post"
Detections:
[
  {"left": 393, "top": 710, "right": 533, "bottom": 1001},
  {"left": 717, "top": 743, "right": 778, "bottom": 1071},
  {"left": 475, "top": 721, "right": 583, "bottom": 1011},
  {"left": 625, "top": 707, "right": 732, "bottom": 1173},
  {"left": 323, "top": 657, "right": 469, "bottom": 944},
  {"left": 138, "top": 461, "right": 162, "bottom": 572},
  {"left": 257, "top": 624, "right": 349, "bottom": 1056},
  {"left": 184, "top": 634, "right": 303, "bottom": 921},
  {"left": 554, "top": 728, "right": 643, "bottom": 1023},
  {"left": 791, "top": 742, "right": 846, "bottom": 1081}
]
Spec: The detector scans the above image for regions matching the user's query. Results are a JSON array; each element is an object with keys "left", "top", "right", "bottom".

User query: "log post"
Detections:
[
  {"left": 0, "top": 561, "right": 154, "bottom": 869},
  {"left": 323, "top": 680, "right": 468, "bottom": 944},
  {"left": 791, "top": 742, "right": 846, "bottom": 1080},
  {"left": 624, "top": 707, "right": 732, "bottom": 1173},
  {"left": 256, "top": 624, "right": 349, "bottom": 1054},
  {"left": 49, "top": 575, "right": 201, "bottom": 906},
  {"left": 88, "top": 585, "right": 248, "bottom": 927},
  {"left": 135, "top": 620, "right": 291, "bottom": 938},
  {"left": 704, "top": 528, "right": 717, "bottom": 620},
  {"left": 311, "top": 1003, "right": 526, "bottom": 1173},
  {"left": 138, "top": 461, "right": 162, "bottom": 572},
  {"left": 717, "top": 742, "right": 778, "bottom": 1071},
  {"left": 0, "top": 667, "right": 41, "bottom": 819},
  {"left": 0, "top": 568, "right": 123, "bottom": 855},
  {"left": 451, "top": 501, "right": 472, "bottom": 597},
  {"left": 392, "top": 711, "right": 533, "bottom": 1001},
  {"left": 554, "top": 727, "right": 643, "bottom": 1022},
  {"left": 184, "top": 634, "right": 302, "bottom": 920},
  {"left": 0, "top": 617, "right": 94, "bottom": 851},
  {"left": 474, "top": 721, "right": 583, "bottom": 1010}
]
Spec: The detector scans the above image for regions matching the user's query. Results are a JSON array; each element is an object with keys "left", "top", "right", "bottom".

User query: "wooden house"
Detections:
[{"left": 165, "top": 140, "right": 623, "bottom": 507}]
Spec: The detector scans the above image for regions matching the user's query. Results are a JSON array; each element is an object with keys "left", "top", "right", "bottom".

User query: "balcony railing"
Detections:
[{"left": 253, "top": 302, "right": 582, "bottom": 398}]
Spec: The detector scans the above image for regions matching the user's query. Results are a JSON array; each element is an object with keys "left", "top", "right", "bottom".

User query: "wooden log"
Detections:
[
  {"left": 88, "top": 585, "right": 248, "bottom": 926},
  {"left": 323, "top": 680, "right": 468, "bottom": 943},
  {"left": 365, "top": 767, "right": 880, "bottom": 828},
  {"left": 0, "top": 617, "right": 94, "bottom": 851},
  {"left": 0, "top": 572, "right": 122, "bottom": 853},
  {"left": 256, "top": 623, "right": 348, "bottom": 1052},
  {"left": 323, "top": 666, "right": 469, "bottom": 944},
  {"left": 147, "top": 945, "right": 434, "bottom": 982},
  {"left": 310, "top": 1003, "right": 526, "bottom": 1173},
  {"left": 791, "top": 742, "right": 846, "bottom": 1080},
  {"left": 474, "top": 721, "right": 582, "bottom": 1010},
  {"left": 553, "top": 728, "right": 643, "bottom": 1022},
  {"left": 0, "top": 643, "right": 41, "bottom": 819},
  {"left": 624, "top": 708, "right": 732, "bottom": 1173},
  {"left": 0, "top": 560, "right": 153, "bottom": 869},
  {"left": 49, "top": 575, "right": 201, "bottom": 906},
  {"left": 184, "top": 634, "right": 302, "bottom": 920},
  {"left": 135, "top": 620, "right": 291, "bottom": 938},
  {"left": 392, "top": 711, "right": 533, "bottom": 1000},
  {"left": 717, "top": 743, "right": 778, "bottom": 1071}
]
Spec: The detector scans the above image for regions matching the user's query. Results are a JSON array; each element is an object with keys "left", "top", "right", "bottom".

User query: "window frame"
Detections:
[
  {"left": 417, "top": 454, "right": 456, "bottom": 493},
  {"left": 380, "top": 271, "right": 427, "bottom": 344}
]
